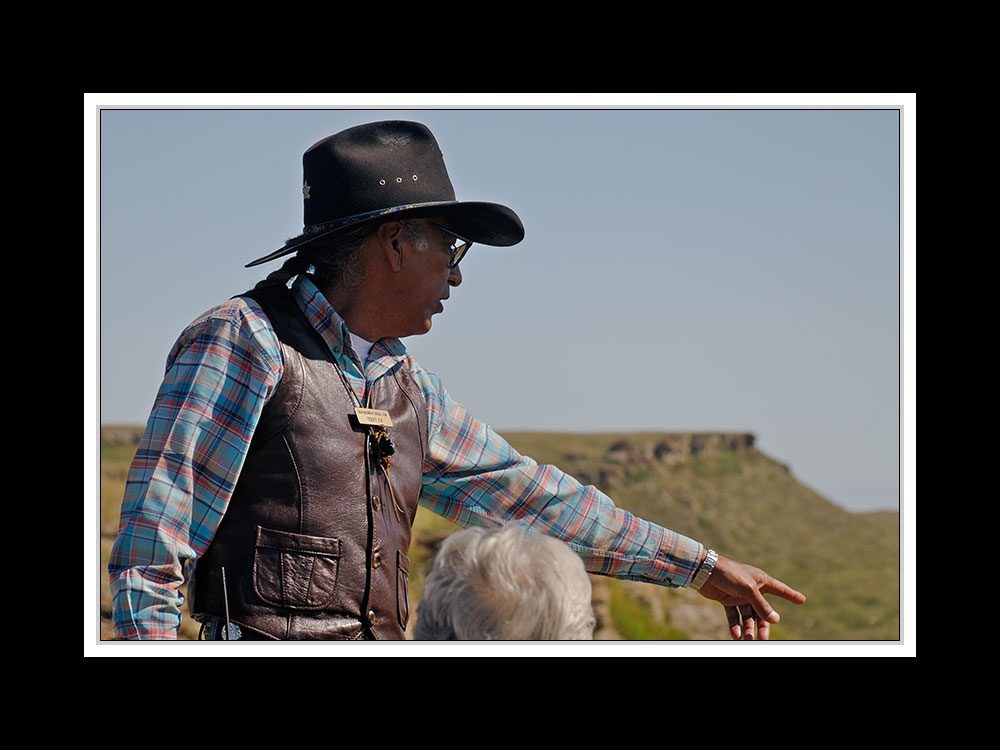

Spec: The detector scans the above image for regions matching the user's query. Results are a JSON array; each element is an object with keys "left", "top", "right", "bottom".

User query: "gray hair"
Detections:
[
  {"left": 413, "top": 525, "right": 596, "bottom": 641},
  {"left": 256, "top": 219, "right": 430, "bottom": 291}
]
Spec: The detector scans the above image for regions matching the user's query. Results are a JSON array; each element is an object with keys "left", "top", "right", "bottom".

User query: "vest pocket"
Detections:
[
  {"left": 253, "top": 526, "right": 341, "bottom": 610},
  {"left": 396, "top": 549, "right": 410, "bottom": 629}
]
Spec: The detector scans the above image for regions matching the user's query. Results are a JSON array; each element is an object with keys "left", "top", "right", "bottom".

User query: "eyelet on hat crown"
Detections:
[{"left": 381, "top": 175, "right": 418, "bottom": 186}]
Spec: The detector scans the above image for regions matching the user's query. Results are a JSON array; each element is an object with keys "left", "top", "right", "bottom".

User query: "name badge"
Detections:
[{"left": 354, "top": 407, "right": 393, "bottom": 427}]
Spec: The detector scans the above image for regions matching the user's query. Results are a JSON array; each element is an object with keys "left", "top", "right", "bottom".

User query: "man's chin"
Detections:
[{"left": 400, "top": 318, "right": 434, "bottom": 338}]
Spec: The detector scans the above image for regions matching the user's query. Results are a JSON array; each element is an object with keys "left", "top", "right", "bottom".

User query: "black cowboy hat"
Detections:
[{"left": 245, "top": 120, "right": 525, "bottom": 267}]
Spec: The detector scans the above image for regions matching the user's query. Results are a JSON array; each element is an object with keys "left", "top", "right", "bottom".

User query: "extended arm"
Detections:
[{"left": 412, "top": 368, "right": 704, "bottom": 587}]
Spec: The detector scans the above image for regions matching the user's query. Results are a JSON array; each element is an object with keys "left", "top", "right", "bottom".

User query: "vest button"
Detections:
[
  {"left": 368, "top": 609, "right": 377, "bottom": 625},
  {"left": 372, "top": 551, "right": 382, "bottom": 568},
  {"left": 372, "top": 495, "right": 381, "bottom": 511}
]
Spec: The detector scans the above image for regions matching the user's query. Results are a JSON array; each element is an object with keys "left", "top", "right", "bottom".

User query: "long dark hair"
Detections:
[
  {"left": 254, "top": 219, "right": 430, "bottom": 291},
  {"left": 253, "top": 222, "right": 378, "bottom": 291}
]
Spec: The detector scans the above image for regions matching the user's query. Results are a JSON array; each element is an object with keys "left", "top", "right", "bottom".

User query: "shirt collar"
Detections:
[{"left": 291, "top": 274, "right": 408, "bottom": 378}]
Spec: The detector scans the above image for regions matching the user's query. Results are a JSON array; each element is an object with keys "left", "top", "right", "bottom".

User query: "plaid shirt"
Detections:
[{"left": 109, "top": 275, "right": 704, "bottom": 639}]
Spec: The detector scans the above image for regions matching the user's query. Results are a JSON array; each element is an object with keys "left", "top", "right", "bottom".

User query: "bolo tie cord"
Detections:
[
  {"left": 327, "top": 349, "right": 404, "bottom": 520},
  {"left": 378, "top": 460, "right": 406, "bottom": 520}
]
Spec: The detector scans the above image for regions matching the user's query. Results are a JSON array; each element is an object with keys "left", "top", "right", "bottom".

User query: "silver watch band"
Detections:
[{"left": 690, "top": 548, "right": 718, "bottom": 590}]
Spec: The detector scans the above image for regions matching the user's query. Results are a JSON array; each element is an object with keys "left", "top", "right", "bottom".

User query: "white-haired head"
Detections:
[{"left": 413, "top": 525, "right": 596, "bottom": 640}]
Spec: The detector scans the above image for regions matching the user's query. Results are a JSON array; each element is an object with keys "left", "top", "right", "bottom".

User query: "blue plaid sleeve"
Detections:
[
  {"left": 108, "top": 298, "right": 283, "bottom": 640},
  {"left": 408, "top": 362, "right": 705, "bottom": 587}
]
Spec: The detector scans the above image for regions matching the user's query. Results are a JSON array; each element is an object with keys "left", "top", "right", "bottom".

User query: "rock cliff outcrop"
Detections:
[{"left": 604, "top": 433, "right": 755, "bottom": 465}]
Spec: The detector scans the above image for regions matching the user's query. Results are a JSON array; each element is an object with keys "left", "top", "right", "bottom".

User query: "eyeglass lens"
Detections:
[{"left": 428, "top": 221, "right": 472, "bottom": 267}]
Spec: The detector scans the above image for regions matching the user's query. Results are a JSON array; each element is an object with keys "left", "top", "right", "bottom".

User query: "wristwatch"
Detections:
[{"left": 690, "top": 548, "right": 718, "bottom": 590}]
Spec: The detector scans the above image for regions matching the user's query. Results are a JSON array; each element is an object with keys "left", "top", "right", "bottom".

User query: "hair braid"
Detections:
[
  {"left": 253, "top": 218, "right": 430, "bottom": 292},
  {"left": 253, "top": 252, "right": 312, "bottom": 289}
]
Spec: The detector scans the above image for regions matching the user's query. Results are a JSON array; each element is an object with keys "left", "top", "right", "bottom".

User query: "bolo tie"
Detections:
[{"left": 330, "top": 351, "right": 404, "bottom": 519}]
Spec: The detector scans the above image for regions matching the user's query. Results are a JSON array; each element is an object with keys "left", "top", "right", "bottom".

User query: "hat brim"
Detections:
[{"left": 245, "top": 201, "right": 524, "bottom": 268}]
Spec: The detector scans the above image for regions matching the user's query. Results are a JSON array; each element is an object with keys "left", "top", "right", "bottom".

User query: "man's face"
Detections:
[{"left": 392, "top": 219, "right": 464, "bottom": 337}]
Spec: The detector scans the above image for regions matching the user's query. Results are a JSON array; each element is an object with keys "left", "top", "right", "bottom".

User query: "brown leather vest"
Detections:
[{"left": 191, "top": 282, "right": 428, "bottom": 640}]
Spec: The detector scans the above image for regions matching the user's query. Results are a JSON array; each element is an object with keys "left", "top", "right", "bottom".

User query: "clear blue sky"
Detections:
[{"left": 89, "top": 96, "right": 912, "bottom": 515}]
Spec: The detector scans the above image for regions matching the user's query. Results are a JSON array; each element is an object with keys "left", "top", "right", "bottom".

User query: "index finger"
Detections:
[{"left": 760, "top": 576, "right": 806, "bottom": 605}]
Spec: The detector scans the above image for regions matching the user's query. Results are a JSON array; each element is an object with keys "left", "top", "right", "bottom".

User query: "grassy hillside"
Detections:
[
  {"left": 500, "top": 431, "right": 899, "bottom": 641},
  {"left": 98, "top": 427, "right": 899, "bottom": 642}
]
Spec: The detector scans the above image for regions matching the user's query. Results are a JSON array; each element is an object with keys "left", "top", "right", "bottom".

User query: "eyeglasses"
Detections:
[{"left": 425, "top": 220, "right": 473, "bottom": 268}]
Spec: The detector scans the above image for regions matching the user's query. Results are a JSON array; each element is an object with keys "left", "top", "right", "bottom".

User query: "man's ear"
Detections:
[{"left": 375, "top": 221, "right": 404, "bottom": 271}]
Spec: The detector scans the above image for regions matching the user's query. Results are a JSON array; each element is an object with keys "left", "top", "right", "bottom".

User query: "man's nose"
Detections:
[{"left": 448, "top": 264, "right": 462, "bottom": 287}]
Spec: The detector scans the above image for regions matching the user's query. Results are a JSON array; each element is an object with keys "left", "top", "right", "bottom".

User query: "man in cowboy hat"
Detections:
[{"left": 109, "top": 121, "right": 804, "bottom": 641}]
